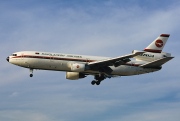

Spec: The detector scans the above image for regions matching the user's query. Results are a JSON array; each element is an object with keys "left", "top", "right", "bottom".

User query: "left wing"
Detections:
[{"left": 88, "top": 52, "right": 144, "bottom": 70}]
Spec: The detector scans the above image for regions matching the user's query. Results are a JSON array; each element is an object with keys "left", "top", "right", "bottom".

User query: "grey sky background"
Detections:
[{"left": 0, "top": 0, "right": 180, "bottom": 121}]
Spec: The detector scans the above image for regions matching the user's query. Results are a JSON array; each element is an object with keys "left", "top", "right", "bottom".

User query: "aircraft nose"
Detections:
[{"left": 6, "top": 56, "right": 9, "bottom": 62}]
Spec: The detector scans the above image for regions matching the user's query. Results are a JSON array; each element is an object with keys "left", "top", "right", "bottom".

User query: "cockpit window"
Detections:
[{"left": 12, "top": 54, "right": 17, "bottom": 56}]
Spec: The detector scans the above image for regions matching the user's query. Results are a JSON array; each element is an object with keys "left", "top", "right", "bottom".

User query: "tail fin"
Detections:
[{"left": 144, "top": 34, "right": 170, "bottom": 53}]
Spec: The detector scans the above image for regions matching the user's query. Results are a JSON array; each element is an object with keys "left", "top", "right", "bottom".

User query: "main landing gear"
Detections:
[
  {"left": 91, "top": 74, "right": 105, "bottom": 85},
  {"left": 29, "top": 69, "right": 33, "bottom": 77}
]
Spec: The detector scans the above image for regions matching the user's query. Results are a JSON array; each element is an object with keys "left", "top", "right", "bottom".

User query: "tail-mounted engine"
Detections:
[{"left": 132, "top": 50, "right": 171, "bottom": 62}]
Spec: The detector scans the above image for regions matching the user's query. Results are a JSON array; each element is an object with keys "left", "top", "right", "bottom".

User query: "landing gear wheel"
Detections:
[
  {"left": 91, "top": 80, "right": 96, "bottom": 85},
  {"left": 30, "top": 74, "right": 33, "bottom": 77},
  {"left": 29, "top": 69, "right": 33, "bottom": 77},
  {"left": 96, "top": 81, "right": 101, "bottom": 85}
]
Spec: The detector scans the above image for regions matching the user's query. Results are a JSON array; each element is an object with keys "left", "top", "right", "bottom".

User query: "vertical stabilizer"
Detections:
[{"left": 144, "top": 34, "right": 170, "bottom": 53}]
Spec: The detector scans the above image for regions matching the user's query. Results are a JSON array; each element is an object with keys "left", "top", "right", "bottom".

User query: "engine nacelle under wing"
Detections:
[
  {"left": 66, "top": 72, "right": 86, "bottom": 80},
  {"left": 71, "top": 63, "right": 86, "bottom": 72}
]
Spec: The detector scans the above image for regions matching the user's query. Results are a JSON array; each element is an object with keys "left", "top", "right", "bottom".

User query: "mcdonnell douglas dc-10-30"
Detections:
[{"left": 7, "top": 34, "right": 174, "bottom": 85}]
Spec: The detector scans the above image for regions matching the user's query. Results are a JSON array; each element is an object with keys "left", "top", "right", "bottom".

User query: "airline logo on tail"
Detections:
[
  {"left": 144, "top": 34, "right": 170, "bottom": 53},
  {"left": 155, "top": 39, "right": 163, "bottom": 48}
]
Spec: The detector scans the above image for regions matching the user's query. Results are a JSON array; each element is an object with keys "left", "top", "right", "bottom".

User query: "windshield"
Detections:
[{"left": 12, "top": 53, "right": 17, "bottom": 56}]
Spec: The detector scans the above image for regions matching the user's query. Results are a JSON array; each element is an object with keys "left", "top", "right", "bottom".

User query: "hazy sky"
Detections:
[{"left": 1, "top": 0, "right": 180, "bottom": 121}]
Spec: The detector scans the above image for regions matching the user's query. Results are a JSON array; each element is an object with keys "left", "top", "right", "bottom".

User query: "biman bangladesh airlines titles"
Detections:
[{"left": 7, "top": 34, "right": 174, "bottom": 85}]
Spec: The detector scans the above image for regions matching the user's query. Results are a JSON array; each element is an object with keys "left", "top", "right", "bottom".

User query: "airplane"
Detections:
[{"left": 6, "top": 34, "right": 174, "bottom": 85}]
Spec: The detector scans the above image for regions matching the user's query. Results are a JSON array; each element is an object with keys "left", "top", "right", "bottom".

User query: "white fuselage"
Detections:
[
  {"left": 6, "top": 34, "right": 173, "bottom": 85},
  {"left": 8, "top": 51, "right": 159, "bottom": 76}
]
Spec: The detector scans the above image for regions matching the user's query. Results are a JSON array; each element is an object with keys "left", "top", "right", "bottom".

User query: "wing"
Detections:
[
  {"left": 140, "top": 57, "right": 174, "bottom": 68},
  {"left": 87, "top": 52, "right": 144, "bottom": 74}
]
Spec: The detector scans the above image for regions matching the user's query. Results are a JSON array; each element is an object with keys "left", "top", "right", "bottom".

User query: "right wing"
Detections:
[
  {"left": 88, "top": 52, "right": 144, "bottom": 67},
  {"left": 140, "top": 57, "right": 174, "bottom": 68},
  {"left": 87, "top": 52, "right": 144, "bottom": 74}
]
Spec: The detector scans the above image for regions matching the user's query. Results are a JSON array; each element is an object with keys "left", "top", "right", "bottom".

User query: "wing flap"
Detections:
[{"left": 140, "top": 57, "right": 174, "bottom": 68}]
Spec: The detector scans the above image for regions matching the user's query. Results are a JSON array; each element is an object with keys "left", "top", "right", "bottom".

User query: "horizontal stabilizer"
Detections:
[{"left": 140, "top": 57, "right": 174, "bottom": 68}]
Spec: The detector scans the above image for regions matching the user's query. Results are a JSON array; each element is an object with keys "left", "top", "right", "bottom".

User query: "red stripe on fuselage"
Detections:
[
  {"left": 12, "top": 55, "right": 141, "bottom": 67},
  {"left": 12, "top": 55, "right": 96, "bottom": 62}
]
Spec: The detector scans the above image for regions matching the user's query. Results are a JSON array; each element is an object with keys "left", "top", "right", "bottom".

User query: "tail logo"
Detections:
[{"left": 155, "top": 40, "right": 163, "bottom": 48}]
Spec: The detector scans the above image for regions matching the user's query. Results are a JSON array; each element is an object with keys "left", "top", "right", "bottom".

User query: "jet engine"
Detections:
[
  {"left": 66, "top": 72, "right": 86, "bottom": 80},
  {"left": 71, "top": 63, "right": 86, "bottom": 72}
]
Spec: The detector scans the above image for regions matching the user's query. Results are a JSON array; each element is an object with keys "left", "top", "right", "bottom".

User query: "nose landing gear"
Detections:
[
  {"left": 30, "top": 74, "right": 33, "bottom": 77},
  {"left": 29, "top": 69, "right": 33, "bottom": 77}
]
